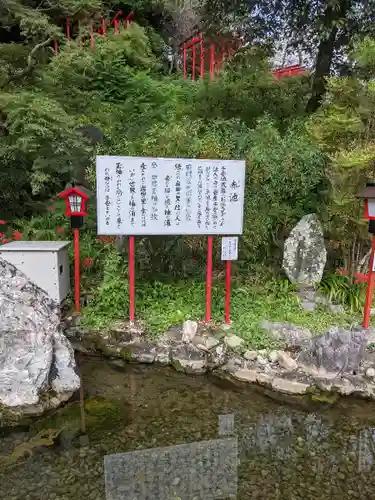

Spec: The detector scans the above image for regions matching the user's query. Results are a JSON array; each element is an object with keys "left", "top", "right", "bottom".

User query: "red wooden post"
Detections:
[
  {"left": 183, "top": 45, "right": 187, "bottom": 80},
  {"left": 129, "top": 236, "right": 135, "bottom": 322},
  {"left": 205, "top": 236, "right": 213, "bottom": 323},
  {"left": 78, "top": 20, "right": 83, "bottom": 49},
  {"left": 125, "top": 10, "right": 134, "bottom": 27},
  {"left": 217, "top": 47, "right": 224, "bottom": 73},
  {"left": 73, "top": 228, "right": 80, "bottom": 313},
  {"left": 209, "top": 43, "right": 215, "bottom": 81},
  {"left": 363, "top": 236, "right": 375, "bottom": 328},
  {"left": 90, "top": 22, "right": 95, "bottom": 50},
  {"left": 225, "top": 259, "right": 231, "bottom": 324},
  {"left": 101, "top": 16, "right": 107, "bottom": 37},
  {"left": 192, "top": 44, "right": 196, "bottom": 80},
  {"left": 199, "top": 32, "right": 204, "bottom": 78}
]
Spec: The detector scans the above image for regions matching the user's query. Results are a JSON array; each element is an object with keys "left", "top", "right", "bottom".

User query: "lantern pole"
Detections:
[
  {"left": 364, "top": 234, "right": 375, "bottom": 328},
  {"left": 358, "top": 183, "right": 375, "bottom": 328},
  {"left": 73, "top": 227, "right": 81, "bottom": 313}
]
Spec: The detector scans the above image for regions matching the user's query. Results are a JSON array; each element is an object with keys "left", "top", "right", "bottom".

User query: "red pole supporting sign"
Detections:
[
  {"left": 129, "top": 236, "right": 135, "bottom": 322},
  {"left": 73, "top": 228, "right": 80, "bottom": 313},
  {"left": 205, "top": 236, "right": 213, "bottom": 323},
  {"left": 225, "top": 259, "right": 231, "bottom": 324},
  {"left": 363, "top": 236, "right": 375, "bottom": 328}
]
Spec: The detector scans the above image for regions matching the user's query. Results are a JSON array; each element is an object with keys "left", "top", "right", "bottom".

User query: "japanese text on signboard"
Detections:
[{"left": 96, "top": 156, "right": 245, "bottom": 235}]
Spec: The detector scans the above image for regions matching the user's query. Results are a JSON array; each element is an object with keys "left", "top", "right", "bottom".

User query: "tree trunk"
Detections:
[
  {"left": 306, "top": 26, "right": 337, "bottom": 113},
  {"left": 306, "top": 0, "right": 349, "bottom": 113}
]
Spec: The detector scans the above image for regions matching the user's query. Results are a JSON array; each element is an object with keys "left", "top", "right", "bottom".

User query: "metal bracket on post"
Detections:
[{"left": 70, "top": 216, "right": 84, "bottom": 229}]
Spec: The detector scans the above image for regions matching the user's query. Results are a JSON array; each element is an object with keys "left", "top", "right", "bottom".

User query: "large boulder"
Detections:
[
  {"left": 283, "top": 214, "right": 327, "bottom": 286},
  {"left": 260, "top": 320, "right": 312, "bottom": 348},
  {"left": 298, "top": 327, "right": 368, "bottom": 377},
  {"left": 0, "top": 257, "right": 80, "bottom": 424}
]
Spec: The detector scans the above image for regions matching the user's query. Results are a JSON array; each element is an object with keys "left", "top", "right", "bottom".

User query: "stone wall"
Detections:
[{"left": 64, "top": 317, "right": 375, "bottom": 402}]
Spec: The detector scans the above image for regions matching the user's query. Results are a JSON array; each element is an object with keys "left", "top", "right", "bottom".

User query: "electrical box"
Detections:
[{"left": 0, "top": 241, "right": 70, "bottom": 304}]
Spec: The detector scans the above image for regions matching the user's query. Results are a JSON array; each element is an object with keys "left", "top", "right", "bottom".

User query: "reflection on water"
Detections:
[
  {"left": 358, "top": 429, "right": 375, "bottom": 472},
  {"left": 218, "top": 414, "right": 235, "bottom": 436},
  {"left": 104, "top": 438, "right": 238, "bottom": 500},
  {"left": 1, "top": 356, "right": 375, "bottom": 499}
]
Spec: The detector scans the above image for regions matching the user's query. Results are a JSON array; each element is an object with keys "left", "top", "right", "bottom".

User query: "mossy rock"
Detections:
[
  {"left": 31, "top": 396, "right": 131, "bottom": 438},
  {"left": 120, "top": 347, "right": 132, "bottom": 361},
  {"left": 306, "top": 386, "right": 340, "bottom": 405},
  {"left": 0, "top": 405, "right": 34, "bottom": 430}
]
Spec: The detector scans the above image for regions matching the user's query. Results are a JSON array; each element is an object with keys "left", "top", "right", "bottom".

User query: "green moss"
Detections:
[
  {"left": 31, "top": 396, "right": 130, "bottom": 437},
  {"left": 120, "top": 347, "right": 132, "bottom": 361},
  {"left": 170, "top": 358, "right": 185, "bottom": 373},
  {"left": 0, "top": 405, "right": 33, "bottom": 429},
  {"left": 307, "top": 387, "right": 340, "bottom": 405}
]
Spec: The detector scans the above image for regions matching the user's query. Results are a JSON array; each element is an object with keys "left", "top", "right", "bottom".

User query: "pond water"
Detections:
[{"left": 1, "top": 355, "right": 375, "bottom": 499}]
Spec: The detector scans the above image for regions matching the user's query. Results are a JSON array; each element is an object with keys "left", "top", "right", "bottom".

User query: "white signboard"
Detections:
[
  {"left": 221, "top": 237, "right": 239, "bottom": 261},
  {"left": 96, "top": 156, "right": 245, "bottom": 235}
]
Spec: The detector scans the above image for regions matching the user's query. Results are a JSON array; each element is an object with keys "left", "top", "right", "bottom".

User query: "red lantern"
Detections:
[
  {"left": 358, "top": 182, "right": 375, "bottom": 328},
  {"left": 358, "top": 183, "right": 375, "bottom": 220},
  {"left": 58, "top": 186, "right": 89, "bottom": 217},
  {"left": 57, "top": 185, "right": 91, "bottom": 315}
]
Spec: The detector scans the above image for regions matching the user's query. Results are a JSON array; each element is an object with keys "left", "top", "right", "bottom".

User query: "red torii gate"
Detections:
[
  {"left": 181, "top": 31, "right": 305, "bottom": 81},
  {"left": 272, "top": 64, "right": 305, "bottom": 79},
  {"left": 181, "top": 32, "right": 244, "bottom": 81},
  {"left": 53, "top": 9, "right": 135, "bottom": 54}
]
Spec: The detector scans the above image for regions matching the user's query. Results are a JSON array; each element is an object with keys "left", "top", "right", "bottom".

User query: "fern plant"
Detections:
[{"left": 319, "top": 273, "right": 366, "bottom": 312}]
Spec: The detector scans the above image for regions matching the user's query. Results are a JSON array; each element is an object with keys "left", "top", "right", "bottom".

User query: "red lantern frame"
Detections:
[
  {"left": 358, "top": 184, "right": 375, "bottom": 221},
  {"left": 364, "top": 199, "right": 375, "bottom": 220},
  {"left": 58, "top": 186, "right": 88, "bottom": 217}
]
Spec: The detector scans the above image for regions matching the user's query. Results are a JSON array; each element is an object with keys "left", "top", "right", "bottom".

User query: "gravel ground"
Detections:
[{"left": 1, "top": 356, "right": 375, "bottom": 499}]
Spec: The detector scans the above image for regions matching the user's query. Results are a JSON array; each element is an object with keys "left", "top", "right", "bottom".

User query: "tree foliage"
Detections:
[
  {"left": 205, "top": 0, "right": 375, "bottom": 110},
  {"left": 307, "top": 38, "right": 375, "bottom": 272},
  {"left": 1, "top": 1, "right": 375, "bottom": 277}
]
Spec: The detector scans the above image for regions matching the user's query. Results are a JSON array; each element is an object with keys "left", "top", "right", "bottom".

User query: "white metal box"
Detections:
[{"left": 0, "top": 241, "right": 70, "bottom": 304}]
